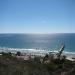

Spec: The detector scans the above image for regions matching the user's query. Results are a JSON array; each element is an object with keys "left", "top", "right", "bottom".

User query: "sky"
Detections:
[{"left": 0, "top": 0, "right": 75, "bottom": 33}]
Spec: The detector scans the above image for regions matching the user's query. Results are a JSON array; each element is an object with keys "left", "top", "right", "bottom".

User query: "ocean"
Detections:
[{"left": 0, "top": 33, "right": 75, "bottom": 54}]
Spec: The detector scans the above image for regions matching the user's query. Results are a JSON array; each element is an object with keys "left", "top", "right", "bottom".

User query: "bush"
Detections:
[
  {"left": 46, "top": 62, "right": 57, "bottom": 71},
  {"left": 16, "top": 51, "right": 21, "bottom": 56}
]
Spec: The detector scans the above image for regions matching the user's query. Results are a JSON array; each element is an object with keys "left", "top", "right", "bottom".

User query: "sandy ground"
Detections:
[{"left": 66, "top": 54, "right": 75, "bottom": 61}]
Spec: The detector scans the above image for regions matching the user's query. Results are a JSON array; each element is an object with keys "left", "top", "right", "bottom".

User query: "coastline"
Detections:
[
  {"left": 0, "top": 47, "right": 75, "bottom": 61},
  {"left": 64, "top": 54, "right": 75, "bottom": 61}
]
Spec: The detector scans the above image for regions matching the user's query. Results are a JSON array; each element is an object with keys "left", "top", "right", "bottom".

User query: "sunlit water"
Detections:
[{"left": 0, "top": 33, "right": 75, "bottom": 54}]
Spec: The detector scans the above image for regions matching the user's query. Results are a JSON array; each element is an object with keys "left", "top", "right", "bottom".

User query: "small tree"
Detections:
[
  {"left": 43, "top": 54, "right": 49, "bottom": 63},
  {"left": 16, "top": 51, "right": 21, "bottom": 56}
]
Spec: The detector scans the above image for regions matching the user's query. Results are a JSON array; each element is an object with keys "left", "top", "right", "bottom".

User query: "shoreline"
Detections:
[
  {"left": 0, "top": 47, "right": 75, "bottom": 61},
  {"left": 0, "top": 50, "right": 75, "bottom": 61}
]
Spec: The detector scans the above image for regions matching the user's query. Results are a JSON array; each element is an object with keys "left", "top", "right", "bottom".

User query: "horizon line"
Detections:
[{"left": 0, "top": 32, "right": 75, "bottom": 34}]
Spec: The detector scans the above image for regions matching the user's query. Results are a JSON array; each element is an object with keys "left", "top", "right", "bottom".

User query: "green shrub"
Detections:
[{"left": 46, "top": 62, "right": 57, "bottom": 71}]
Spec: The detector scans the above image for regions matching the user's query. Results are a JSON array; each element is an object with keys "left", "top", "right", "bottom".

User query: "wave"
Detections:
[
  {"left": 0, "top": 47, "right": 49, "bottom": 54},
  {"left": 0, "top": 47, "right": 75, "bottom": 55}
]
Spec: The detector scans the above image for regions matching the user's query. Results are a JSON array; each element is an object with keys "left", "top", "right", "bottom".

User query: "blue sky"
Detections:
[{"left": 0, "top": 0, "right": 75, "bottom": 33}]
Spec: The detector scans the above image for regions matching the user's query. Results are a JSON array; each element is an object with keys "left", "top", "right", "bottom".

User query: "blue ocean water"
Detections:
[{"left": 0, "top": 33, "right": 75, "bottom": 53}]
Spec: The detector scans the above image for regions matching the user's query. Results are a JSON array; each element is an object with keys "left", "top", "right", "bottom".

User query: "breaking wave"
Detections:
[{"left": 0, "top": 47, "right": 75, "bottom": 55}]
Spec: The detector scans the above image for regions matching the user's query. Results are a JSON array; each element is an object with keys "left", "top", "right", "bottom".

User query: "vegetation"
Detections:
[
  {"left": 0, "top": 52, "right": 75, "bottom": 75},
  {"left": 16, "top": 51, "right": 21, "bottom": 56},
  {"left": 0, "top": 53, "right": 49, "bottom": 75}
]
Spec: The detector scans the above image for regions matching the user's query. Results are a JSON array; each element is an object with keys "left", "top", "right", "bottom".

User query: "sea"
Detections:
[{"left": 0, "top": 33, "right": 75, "bottom": 55}]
